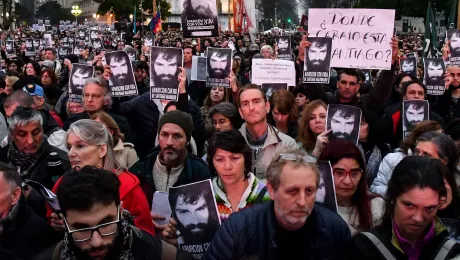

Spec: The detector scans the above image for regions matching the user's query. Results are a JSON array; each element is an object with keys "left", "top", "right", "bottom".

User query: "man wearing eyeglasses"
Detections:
[
  {"left": 203, "top": 149, "right": 350, "bottom": 260},
  {"left": 36, "top": 166, "right": 193, "bottom": 260}
]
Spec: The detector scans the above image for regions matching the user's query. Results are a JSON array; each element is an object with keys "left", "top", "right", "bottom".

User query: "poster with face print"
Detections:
[
  {"left": 58, "top": 47, "right": 71, "bottom": 60},
  {"left": 68, "top": 36, "right": 75, "bottom": 44},
  {"left": 103, "top": 51, "right": 138, "bottom": 97},
  {"left": 261, "top": 83, "right": 288, "bottom": 99},
  {"left": 92, "top": 38, "right": 103, "bottom": 51},
  {"left": 181, "top": 0, "right": 219, "bottom": 38},
  {"left": 276, "top": 36, "right": 292, "bottom": 61},
  {"left": 206, "top": 47, "right": 232, "bottom": 88},
  {"left": 33, "top": 39, "right": 40, "bottom": 50},
  {"left": 447, "top": 29, "right": 460, "bottom": 66},
  {"left": 127, "top": 51, "right": 137, "bottom": 62},
  {"left": 169, "top": 180, "right": 220, "bottom": 259},
  {"left": 191, "top": 56, "right": 207, "bottom": 81},
  {"left": 423, "top": 58, "right": 446, "bottom": 95},
  {"left": 90, "top": 30, "right": 99, "bottom": 40},
  {"left": 25, "top": 38, "right": 35, "bottom": 56},
  {"left": 326, "top": 104, "right": 362, "bottom": 144},
  {"left": 304, "top": 37, "right": 332, "bottom": 84},
  {"left": 5, "top": 40, "right": 15, "bottom": 58},
  {"left": 149, "top": 47, "right": 183, "bottom": 101},
  {"left": 402, "top": 100, "right": 430, "bottom": 140},
  {"left": 400, "top": 57, "right": 417, "bottom": 78},
  {"left": 316, "top": 161, "right": 338, "bottom": 213},
  {"left": 68, "top": 64, "right": 94, "bottom": 103}
]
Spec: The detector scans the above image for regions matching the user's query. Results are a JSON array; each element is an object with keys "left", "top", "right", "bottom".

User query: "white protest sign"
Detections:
[
  {"left": 308, "top": 8, "right": 395, "bottom": 70},
  {"left": 251, "top": 59, "right": 296, "bottom": 87}
]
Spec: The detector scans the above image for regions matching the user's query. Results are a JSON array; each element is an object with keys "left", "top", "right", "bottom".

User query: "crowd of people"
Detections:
[{"left": 1, "top": 19, "right": 460, "bottom": 260}]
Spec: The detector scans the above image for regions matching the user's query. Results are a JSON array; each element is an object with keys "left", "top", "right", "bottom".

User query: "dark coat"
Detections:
[
  {"left": 345, "top": 218, "right": 460, "bottom": 260},
  {"left": 129, "top": 148, "right": 212, "bottom": 208},
  {"left": 381, "top": 102, "right": 446, "bottom": 149},
  {"left": 433, "top": 88, "right": 460, "bottom": 124},
  {"left": 1, "top": 199, "right": 57, "bottom": 260},
  {"left": 203, "top": 202, "right": 351, "bottom": 260}
]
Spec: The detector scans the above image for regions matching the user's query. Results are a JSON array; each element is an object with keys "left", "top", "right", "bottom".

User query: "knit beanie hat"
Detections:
[{"left": 158, "top": 110, "right": 194, "bottom": 141}]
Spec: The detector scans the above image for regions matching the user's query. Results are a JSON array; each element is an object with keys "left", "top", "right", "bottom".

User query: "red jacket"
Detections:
[{"left": 46, "top": 171, "right": 155, "bottom": 236}]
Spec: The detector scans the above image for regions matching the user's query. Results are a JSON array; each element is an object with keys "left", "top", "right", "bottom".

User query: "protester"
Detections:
[
  {"left": 268, "top": 90, "right": 299, "bottom": 139},
  {"left": 36, "top": 166, "right": 192, "bottom": 259},
  {"left": 40, "top": 68, "right": 63, "bottom": 107},
  {"left": 297, "top": 100, "right": 328, "bottom": 156},
  {"left": 201, "top": 86, "right": 230, "bottom": 133},
  {"left": 346, "top": 156, "right": 460, "bottom": 259},
  {"left": 318, "top": 140, "right": 384, "bottom": 235},
  {"left": 47, "top": 119, "right": 155, "bottom": 236},
  {"left": 203, "top": 148, "right": 350, "bottom": 259}
]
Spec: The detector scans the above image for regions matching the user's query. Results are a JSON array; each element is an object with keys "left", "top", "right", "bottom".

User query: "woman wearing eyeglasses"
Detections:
[
  {"left": 46, "top": 119, "right": 155, "bottom": 235},
  {"left": 318, "top": 140, "right": 384, "bottom": 235}
]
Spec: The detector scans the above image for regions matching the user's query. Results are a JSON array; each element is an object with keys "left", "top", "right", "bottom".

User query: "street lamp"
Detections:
[
  {"left": 71, "top": 5, "right": 82, "bottom": 24},
  {"left": 129, "top": 14, "right": 133, "bottom": 20}
]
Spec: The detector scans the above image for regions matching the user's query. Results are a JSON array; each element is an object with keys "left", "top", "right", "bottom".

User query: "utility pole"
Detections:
[
  {"left": 274, "top": 7, "right": 277, "bottom": 27},
  {"left": 153, "top": 0, "right": 157, "bottom": 14}
]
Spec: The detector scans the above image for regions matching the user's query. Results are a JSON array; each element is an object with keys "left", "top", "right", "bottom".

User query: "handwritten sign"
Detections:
[
  {"left": 251, "top": 59, "right": 296, "bottom": 87},
  {"left": 308, "top": 9, "right": 395, "bottom": 70}
]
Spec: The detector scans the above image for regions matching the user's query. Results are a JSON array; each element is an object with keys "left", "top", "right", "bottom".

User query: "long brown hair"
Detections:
[
  {"left": 203, "top": 87, "right": 230, "bottom": 111},
  {"left": 297, "top": 100, "right": 327, "bottom": 153},
  {"left": 40, "top": 68, "right": 58, "bottom": 85},
  {"left": 269, "top": 90, "right": 298, "bottom": 123},
  {"left": 90, "top": 111, "right": 125, "bottom": 144},
  {"left": 318, "top": 140, "right": 376, "bottom": 230}
]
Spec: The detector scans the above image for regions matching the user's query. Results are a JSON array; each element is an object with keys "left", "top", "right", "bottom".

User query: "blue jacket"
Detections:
[{"left": 203, "top": 201, "right": 351, "bottom": 260}]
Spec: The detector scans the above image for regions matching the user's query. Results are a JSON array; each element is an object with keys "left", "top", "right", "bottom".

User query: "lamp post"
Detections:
[
  {"left": 129, "top": 14, "right": 133, "bottom": 21},
  {"left": 71, "top": 5, "right": 82, "bottom": 24}
]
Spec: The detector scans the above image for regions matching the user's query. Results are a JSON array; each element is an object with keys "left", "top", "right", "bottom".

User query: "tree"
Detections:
[
  {"left": 15, "top": 3, "right": 33, "bottom": 26},
  {"left": 261, "top": 0, "right": 299, "bottom": 28},
  {"left": 0, "top": 0, "right": 15, "bottom": 30},
  {"left": 93, "top": 0, "right": 171, "bottom": 21},
  {"left": 35, "top": 1, "right": 74, "bottom": 25}
]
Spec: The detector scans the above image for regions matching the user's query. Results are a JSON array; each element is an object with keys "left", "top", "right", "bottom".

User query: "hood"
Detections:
[{"left": 118, "top": 171, "right": 141, "bottom": 200}]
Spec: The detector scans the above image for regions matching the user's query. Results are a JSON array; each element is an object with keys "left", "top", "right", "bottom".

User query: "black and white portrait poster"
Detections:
[
  {"left": 168, "top": 180, "right": 220, "bottom": 259},
  {"left": 400, "top": 57, "right": 417, "bottom": 78},
  {"left": 25, "top": 38, "right": 35, "bottom": 56},
  {"left": 5, "top": 40, "right": 15, "bottom": 58},
  {"left": 73, "top": 45, "right": 83, "bottom": 57},
  {"left": 92, "top": 38, "right": 103, "bottom": 51},
  {"left": 206, "top": 47, "right": 232, "bottom": 88},
  {"left": 68, "top": 64, "right": 94, "bottom": 103},
  {"left": 33, "top": 39, "right": 40, "bottom": 50},
  {"left": 144, "top": 37, "right": 153, "bottom": 47},
  {"left": 326, "top": 104, "right": 362, "bottom": 144},
  {"left": 127, "top": 51, "right": 137, "bottom": 62},
  {"left": 68, "top": 36, "right": 75, "bottom": 45},
  {"left": 316, "top": 161, "right": 338, "bottom": 213},
  {"left": 181, "top": 0, "right": 219, "bottom": 38},
  {"left": 78, "top": 30, "right": 87, "bottom": 41},
  {"left": 363, "top": 70, "right": 372, "bottom": 83},
  {"left": 191, "top": 56, "right": 206, "bottom": 81},
  {"left": 402, "top": 100, "right": 429, "bottom": 139},
  {"left": 90, "top": 30, "right": 99, "bottom": 40},
  {"left": 58, "top": 47, "right": 71, "bottom": 60},
  {"left": 276, "top": 36, "right": 292, "bottom": 60},
  {"left": 303, "top": 37, "right": 332, "bottom": 84},
  {"left": 424, "top": 58, "right": 446, "bottom": 95},
  {"left": 25, "top": 180, "right": 61, "bottom": 213},
  {"left": 261, "top": 83, "right": 288, "bottom": 99},
  {"left": 447, "top": 29, "right": 460, "bottom": 66},
  {"left": 150, "top": 47, "right": 183, "bottom": 101},
  {"left": 103, "top": 51, "right": 138, "bottom": 97}
]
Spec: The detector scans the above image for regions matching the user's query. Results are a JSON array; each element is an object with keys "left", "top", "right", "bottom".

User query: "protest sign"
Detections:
[
  {"left": 308, "top": 8, "right": 395, "bottom": 70},
  {"left": 206, "top": 48, "right": 232, "bottom": 88},
  {"left": 402, "top": 100, "right": 430, "bottom": 139},
  {"left": 103, "top": 51, "right": 138, "bottom": 97},
  {"left": 423, "top": 58, "right": 446, "bottom": 95},
  {"left": 69, "top": 64, "right": 94, "bottom": 103},
  {"left": 447, "top": 29, "right": 460, "bottom": 66},
  {"left": 251, "top": 59, "right": 296, "bottom": 87},
  {"left": 304, "top": 37, "right": 332, "bottom": 84},
  {"left": 181, "top": 0, "right": 218, "bottom": 38},
  {"left": 192, "top": 56, "right": 207, "bottom": 81},
  {"left": 25, "top": 39, "right": 35, "bottom": 56},
  {"left": 276, "top": 36, "right": 292, "bottom": 60},
  {"left": 150, "top": 47, "right": 183, "bottom": 101}
]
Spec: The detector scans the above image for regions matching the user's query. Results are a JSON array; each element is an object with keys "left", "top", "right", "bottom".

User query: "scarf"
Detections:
[
  {"left": 60, "top": 210, "right": 142, "bottom": 260},
  {"left": 0, "top": 202, "right": 19, "bottom": 235},
  {"left": 7, "top": 140, "right": 44, "bottom": 178}
]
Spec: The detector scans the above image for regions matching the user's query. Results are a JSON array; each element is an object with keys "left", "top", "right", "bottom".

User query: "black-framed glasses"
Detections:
[
  {"left": 276, "top": 153, "right": 316, "bottom": 163},
  {"left": 64, "top": 206, "right": 120, "bottom": 242}
]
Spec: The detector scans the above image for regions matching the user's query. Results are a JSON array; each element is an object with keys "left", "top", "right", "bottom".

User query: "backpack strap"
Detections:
[
  {"left": 255, "top": 186, "right": 268, "bottom": 204},
  {"left": 161, "top": 240, "right": 178, "bottom": 260},
  {"left": 51, "top": 241, "right": 64, "bottom": 260},
  {"left": 434, "top": 239, "right": 457, "bottom": 260},
  {"left": 361, "top": 232, "right": 397, "bottom": 260}
]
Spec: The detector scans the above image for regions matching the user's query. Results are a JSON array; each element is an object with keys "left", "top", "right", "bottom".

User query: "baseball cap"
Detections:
[
  {"left": 23, "top": 84, "right": 44, "bottom": 97},
  {"left": 42, "top": 60, "right": 55, "bottom": 68}
]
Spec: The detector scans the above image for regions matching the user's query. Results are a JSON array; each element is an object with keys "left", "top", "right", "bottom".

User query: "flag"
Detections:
[
  {"left": 424, "top": 1, "right": 439, "bottom": 57},
  {"left": 448, "top": 0, "right": 458, "bottom": 29},
  {"left": 149, "top": 8, "right": 162, "bottom": 33},
  {"left": 299, "top": 14, "right": 307, "bottom": 32}
]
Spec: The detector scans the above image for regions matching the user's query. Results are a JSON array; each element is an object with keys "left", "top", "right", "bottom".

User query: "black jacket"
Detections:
[
  {"left": 34, "top": 230, "right": 194, "bottom": 260},
  {"left": 345, "top": 218, "right": 460, "bottom": 260},
  {"left": 0, "top": 141, "right": 70, "bottom": 190},
  {"left": 433, "top": 88, "right": 460, "bottom": 124},
  {"left": 203, "top": 202, "right": 351, "bottom": 260},
  {"left": 111, "top": 93, "right": 160, "bottom": 158},
  {"left": 1, "top": 199, "right": 57, "bottom": 260},
  {"left": 381, "top": 102, "right": 446, "bottom": 149},
  {"left": 129, "top": 148, "right": 212, "bottom": 208},
  {"left": 63, "top": 111, "right": 132, "bottom": 142}
]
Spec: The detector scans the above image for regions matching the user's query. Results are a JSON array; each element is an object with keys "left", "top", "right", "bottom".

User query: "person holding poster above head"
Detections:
[
  {"left": 207, "top": 48, "right": 232, "bottom": 88},
  {"left": 304, "top": 37, "right": 332, "bottom": 84},
  {"left": 150, "top": 47, "right": 183, "bottom": 101},
  {"left": 104, "top": 51, "right": 138, "bottom": 97},
  {"left": 181, "top": 0, "right": 218, "bottom": 37},
  {"left": 424, "top": 58, "right": 446, "bottom": 95},
  {"left": 326, "top": 104, "right": 362, "bottom": 144}
]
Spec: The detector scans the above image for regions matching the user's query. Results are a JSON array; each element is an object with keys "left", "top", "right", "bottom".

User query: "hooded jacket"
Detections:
[{"left": 46, "top": 171, "right": 155, "bottom": 236}]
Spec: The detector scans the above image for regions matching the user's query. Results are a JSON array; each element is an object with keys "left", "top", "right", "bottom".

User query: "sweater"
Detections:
[{"left": 337, "top": 197, "right": 385, "bottom": 235}]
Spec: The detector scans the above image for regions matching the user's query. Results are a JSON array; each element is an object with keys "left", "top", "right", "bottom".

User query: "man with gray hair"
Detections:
[
  {"left": 63, "top": 77, "right": 132, "bottom": 142},
  {"left": 203, "top": 149, "right": 350, "bottom": 260},
  {"left": 0, "top": 107, "right": 69, "bottom": 189}
]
